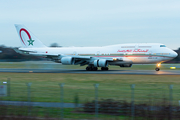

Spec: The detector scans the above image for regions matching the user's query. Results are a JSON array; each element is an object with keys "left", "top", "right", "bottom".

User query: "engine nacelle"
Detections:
[
  {"left": 94, "top": 59, "right": 108, "bottom": 67},
  {"left": 119, "top": 64, "right": 132, "bottom": 67},
  {"left": 61, "top": 57, "right": 74, "bottom": 65}
]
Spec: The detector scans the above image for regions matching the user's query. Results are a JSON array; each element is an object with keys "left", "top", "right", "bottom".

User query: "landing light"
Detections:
[
  {"left": 113, "top": 58, "right": 117, "bottom": 61},
  {"left": 157, "top": 63, "right": 161, "bottom": 67}
]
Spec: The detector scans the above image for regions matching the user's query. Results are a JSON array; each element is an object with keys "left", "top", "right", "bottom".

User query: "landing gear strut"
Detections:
[{"left": 155, "top": 63, "right": 161, "bottom": 71}]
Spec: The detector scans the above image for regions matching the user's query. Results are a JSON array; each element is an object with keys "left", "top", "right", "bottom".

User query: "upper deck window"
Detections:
[
  {"left": 121, "top": 46, "right": 135, "bottom": 48},
  {"left": 139, "top": 46, "right": 151, "bottom": 48},
  {"left": 160, "top": 45, "right": 166, "bottom": 47}
]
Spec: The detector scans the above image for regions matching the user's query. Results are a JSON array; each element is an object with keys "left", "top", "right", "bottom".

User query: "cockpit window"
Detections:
[{"left": 160, "top": 45, "right": 166, "bottom": 47}]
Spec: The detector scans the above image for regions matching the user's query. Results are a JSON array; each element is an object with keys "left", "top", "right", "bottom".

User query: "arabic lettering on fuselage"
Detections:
[
  {"left": 117, "top": 49, "right": 149, "bottom": 52},
  {"left": 117, "top": 50, "right": 132, "bottom": 52}
]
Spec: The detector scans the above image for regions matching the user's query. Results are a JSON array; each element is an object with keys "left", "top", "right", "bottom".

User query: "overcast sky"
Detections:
[{"left": 0, "top": 0, "right": 180, "bottom": 49}]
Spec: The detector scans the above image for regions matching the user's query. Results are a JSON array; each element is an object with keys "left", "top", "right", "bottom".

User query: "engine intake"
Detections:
[
  {"left": 61, "top": 57, "right": 74, "bottom": 65},
  {"left": 94, "top": 59, "right": 108, "bottom": 67},
  {"left": 119, "top": 64, "right": 132, "bottom": 67}
]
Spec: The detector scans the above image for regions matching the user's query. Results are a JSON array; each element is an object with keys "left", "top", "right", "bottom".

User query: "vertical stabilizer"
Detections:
[{"left": 15, "top": 24, "right": 46, "bottom": 48}]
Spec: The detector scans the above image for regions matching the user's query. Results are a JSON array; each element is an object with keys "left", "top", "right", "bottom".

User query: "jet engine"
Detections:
[
  {"left": 119, "top": 64, "right": 132, "bottom": 67},
  {"left": 94, "top": 59, "right": 108, "bottom": 67},
  {"left": 61, "top": 57, "right": 74, "bottom": 65}
]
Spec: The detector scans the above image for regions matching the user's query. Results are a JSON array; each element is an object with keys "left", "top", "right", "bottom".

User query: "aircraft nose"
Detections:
[{"left": 172, "top": 51, "right": 178, "bottom": 58}]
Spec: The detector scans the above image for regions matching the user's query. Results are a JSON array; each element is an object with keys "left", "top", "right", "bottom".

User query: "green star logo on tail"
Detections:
[{"left": 28, "top": 38, "right": 35, "bottom": 46}]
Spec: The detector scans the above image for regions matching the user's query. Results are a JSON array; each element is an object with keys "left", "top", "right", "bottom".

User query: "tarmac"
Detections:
[
  {"left": 0, "top": 100, "right": 179, "bottom": 112},
  {"left": 0, "top": 68, "right": 180, "bottom": 75},
  {"left": 0, "top": 101, "right": 82, "bottom": 108}
]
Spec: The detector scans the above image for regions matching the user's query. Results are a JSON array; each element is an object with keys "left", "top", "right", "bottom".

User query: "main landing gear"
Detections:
[
  {"left": 86, "top": 66, "right": 98, "bottom": 71},
  {"left": 86, "top": 66, "right": 109, "bottom": 71},
  {"left": 101, "top": 67, "right": 109, "bottom": 71},
  {"left": 155, "top": 63, "right": 161, "bottom": 71}
]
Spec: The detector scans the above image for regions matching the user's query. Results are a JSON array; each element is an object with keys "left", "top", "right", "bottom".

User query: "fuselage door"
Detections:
[
  {"left": 135, "top": 44, "right": 139, "bottom": 50},
  {"left": 73, "top": 51, "right": 77, "bottom": 55},
  {"left": 96, "top": 51, "right": 100, "bottom": 56},
  {"left": 149, "top": 51, "right": 152, "bottom": 56}
]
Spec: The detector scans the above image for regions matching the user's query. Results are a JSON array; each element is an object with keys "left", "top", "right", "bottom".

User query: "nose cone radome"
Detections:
[{"left": 172, "top": 51, "right": 178, "bottom": 58}]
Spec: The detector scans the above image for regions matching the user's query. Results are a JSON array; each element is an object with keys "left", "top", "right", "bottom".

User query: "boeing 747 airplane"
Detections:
[{"left": 14, "top": 24, "right": 178, "bottom": 71}]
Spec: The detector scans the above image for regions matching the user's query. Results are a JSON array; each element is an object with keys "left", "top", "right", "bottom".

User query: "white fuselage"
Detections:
[
  {"left": 20, "top": 43, "right": 177, "bottom": 65},
  {"left": 15, "top": 24, "right": 178, "bottom": 71}
]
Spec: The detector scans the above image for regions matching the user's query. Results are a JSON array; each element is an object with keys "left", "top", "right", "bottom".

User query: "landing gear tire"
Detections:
[
  {"left": 86, "top": 67, "right": 90, "bottom": 71},
  {"left": 92, "top": 67, "right": 98, "bottom": 71},
  {"left": 155, "top": 67, "right": 160, "bottom": 71},
  {"left": 101, "top": 67, "right": 109, "bottom": 71},
  {"left": 86, "top": 66, "right": 98, "bottom": 71}
]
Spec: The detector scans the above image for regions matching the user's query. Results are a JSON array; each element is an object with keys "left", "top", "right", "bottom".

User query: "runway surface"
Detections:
[
  {"left": 0, "top": 101, "right": 177, "bottom": 111},
  {"left": 0, "top": 68, "right": 180, "bottom": 75},
  {"left": 0, "top": 101, "right": 82, "bottom": 108}
]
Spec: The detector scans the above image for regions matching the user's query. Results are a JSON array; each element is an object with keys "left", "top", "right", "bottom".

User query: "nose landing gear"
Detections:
[
  {"left": 155, "top": 63, "right": 161, "bottom": 71},
  {"left": 155, "top": 67, "right": 160, "bottom": 71}
]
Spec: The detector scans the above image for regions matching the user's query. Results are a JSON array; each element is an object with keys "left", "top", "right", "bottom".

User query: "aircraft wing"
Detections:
[
  {"left": 57, "top": 55, "right": 132, "bottom": 66},
  {"left": 14, "top": 48, "right": 132, "bottom": 65},
  {"left": 29, "top": 53, "right": 131, "bottom": 66}
]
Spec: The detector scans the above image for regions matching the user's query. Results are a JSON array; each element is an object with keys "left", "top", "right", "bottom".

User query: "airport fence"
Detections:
[{"left": 0, "top": 78, "right": 180, "bottom": 120}]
